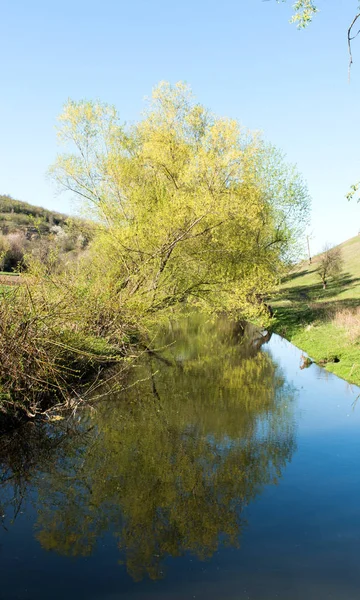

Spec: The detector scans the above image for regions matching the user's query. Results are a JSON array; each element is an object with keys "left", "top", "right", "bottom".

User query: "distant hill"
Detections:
[
  {"left": 0, "top": 194, "right": 68, "bottom": 236},
  {"left": 0, "top": 194, "right": 95, "bottom": 274}
]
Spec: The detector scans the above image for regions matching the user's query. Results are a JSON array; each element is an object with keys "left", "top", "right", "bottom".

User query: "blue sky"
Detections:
[{"left": 1, "top": 0, "right": 359, "bottom": 254}]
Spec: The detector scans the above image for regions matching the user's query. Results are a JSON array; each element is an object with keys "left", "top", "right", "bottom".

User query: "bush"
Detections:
[
  {"left": 0, "top": 265, "right": 136, "bottom": 419},
  {"left": 1, "top": 232, "right": 28, "bottom": 271}
]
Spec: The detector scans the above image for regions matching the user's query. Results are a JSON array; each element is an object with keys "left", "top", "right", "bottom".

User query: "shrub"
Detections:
[
  {"left": 2, "top": 232, "right": 28, "bottom": 271},
  {"left": 0, "top": 264, "right": 136, "bottom": 419}
]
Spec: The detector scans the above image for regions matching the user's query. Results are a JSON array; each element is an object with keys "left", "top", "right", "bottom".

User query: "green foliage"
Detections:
[
  {"left": 278, "top": 0, "right": 319, "bottom": 28},
  {"left": 51, "top": 82, "right": 310, "bottom": 324},
  {"left": 0, "top": 83, "right": 310, "bottom": 417},
  {"left": 346, "top": 181, "right": 360, "bottom": 203}
]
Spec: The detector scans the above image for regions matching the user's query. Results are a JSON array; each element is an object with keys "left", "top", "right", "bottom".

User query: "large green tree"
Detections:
[{"left": 51, "top": 82, "right": 309, "bottom": 324}]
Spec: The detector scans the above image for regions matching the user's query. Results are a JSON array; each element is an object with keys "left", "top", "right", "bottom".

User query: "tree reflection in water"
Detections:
[{"left": 0, "top": 315, "right": 296, "bottom": 581}]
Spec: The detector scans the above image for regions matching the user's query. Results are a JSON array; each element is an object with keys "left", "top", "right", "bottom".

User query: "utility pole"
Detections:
[{"left": 307, "top": 235, "right": 311, "bottom": 265}]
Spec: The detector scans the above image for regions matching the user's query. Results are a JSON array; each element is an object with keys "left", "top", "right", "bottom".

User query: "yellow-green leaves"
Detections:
[
  {"left": 278, "top": 0, "right": 319, "bottom": 28},
  {"left": 51, "top": 82, "right": 310, "bottom": 324}
]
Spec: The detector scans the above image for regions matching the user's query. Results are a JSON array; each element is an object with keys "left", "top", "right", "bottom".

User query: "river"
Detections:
[{"left": 1, "top": 314, "right": 360, "bottom": 599}]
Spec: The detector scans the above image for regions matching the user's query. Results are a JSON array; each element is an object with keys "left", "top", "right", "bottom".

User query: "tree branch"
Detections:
[{"left": 348, "top": 12, "right": 360, "bottom": 80}]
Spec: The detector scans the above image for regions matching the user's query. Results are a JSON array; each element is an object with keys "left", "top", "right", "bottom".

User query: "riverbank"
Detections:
[
  {"left": 0, "top": 273, "right": 139, "bottom": 424},
  {"left": 272, "top": 235, "right": 360, "bottom": 386}
]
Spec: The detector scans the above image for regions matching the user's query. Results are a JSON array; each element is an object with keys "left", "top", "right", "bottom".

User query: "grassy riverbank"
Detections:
[{"left": 272, "top": 235, "right": 360, "bottom": 386}]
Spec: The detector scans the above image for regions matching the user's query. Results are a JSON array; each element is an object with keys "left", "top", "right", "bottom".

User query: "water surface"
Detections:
[{"left": 1, "top": 315, "right": 360, "bottom": 599}]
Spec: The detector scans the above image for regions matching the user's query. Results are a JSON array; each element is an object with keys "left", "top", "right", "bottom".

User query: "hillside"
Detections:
[
  {"left": 0, "top": 194, "right": 68, "bottom": 235},
  {"left": 273, "top": 235, "right": 360, "bottom": 385},
  {"left": 0, "top": 194, "right": 94, "bottom": 274}
]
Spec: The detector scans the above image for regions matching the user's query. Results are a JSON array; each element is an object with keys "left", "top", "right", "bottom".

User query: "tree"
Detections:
[
  {"left": 316, "top": 244, "right": 343, "bottom": 289},
  {"left": 50, "top": 82, "right": 310, "bottom": 324}
]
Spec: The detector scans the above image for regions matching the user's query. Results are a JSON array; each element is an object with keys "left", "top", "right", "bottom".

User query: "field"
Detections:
[{"left": 272, "top": 235, "right": 360, "bottom": 386}]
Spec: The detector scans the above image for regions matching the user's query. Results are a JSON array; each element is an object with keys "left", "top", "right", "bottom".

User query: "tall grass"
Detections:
[
  {"left": 332, "top": 307, "right": 360, "bottom": 343},
  {"left": 0, "top": 263, "right": 137, "bottom": 421}
]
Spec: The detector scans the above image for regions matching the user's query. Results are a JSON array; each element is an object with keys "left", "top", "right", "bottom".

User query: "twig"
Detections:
[{"left": 348, "top": 13, "right": 360, "bottom": 81}]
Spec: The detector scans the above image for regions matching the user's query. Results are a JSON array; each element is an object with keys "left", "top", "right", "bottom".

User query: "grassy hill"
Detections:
[
  {"left": 0, "top": 194, "right": 68, "bottom": 235},
  {"left": 0, "top": 194, "right": 95, "bottom": 275},
  {"left": 273, "top": 235, "right": 360, "bottom": 385}
]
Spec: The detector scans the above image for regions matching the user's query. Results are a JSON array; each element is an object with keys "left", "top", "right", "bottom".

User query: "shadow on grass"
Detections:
[
  {"left": 282, "top": 268, "right": 310, "bottom": 284},
  {"left": 276, "top": 273, "right": 360, "bottom": 304},
  {"left": 272, "top": 273, "right": 360, "bottom": 338}
]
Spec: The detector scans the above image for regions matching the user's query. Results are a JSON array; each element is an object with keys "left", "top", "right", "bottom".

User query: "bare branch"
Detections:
[{"left": 348, "top": 12, "right": 360, "bottom": 80}]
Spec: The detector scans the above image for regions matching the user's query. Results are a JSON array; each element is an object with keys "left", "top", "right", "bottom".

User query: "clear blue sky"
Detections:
[{"left": 1, "top": 0, "right": 359, "bottom": 254}]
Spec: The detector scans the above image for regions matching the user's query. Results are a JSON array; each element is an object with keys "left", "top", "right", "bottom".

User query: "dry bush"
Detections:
[
  {"left": 0, "top": 285, "right": 85, "bottom": 417},
  {"left": 3, "top": 232, "right": 28, "bottom": 271},
  {"left": 0, "top": 275, "right": 130, "bottom": 420},
  {"left": 333, "top": 307, "right": 360, "bottom": 342}
]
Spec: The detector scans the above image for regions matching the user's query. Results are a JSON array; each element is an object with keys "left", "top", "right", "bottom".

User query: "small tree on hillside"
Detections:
[{"left": 317, "top": 244, "right": 343, "bottom": 290}]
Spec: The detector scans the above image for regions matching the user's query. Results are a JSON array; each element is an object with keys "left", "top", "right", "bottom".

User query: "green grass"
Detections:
[{"left": 272, "top": 235, "right": 360, "bottom": 385}]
